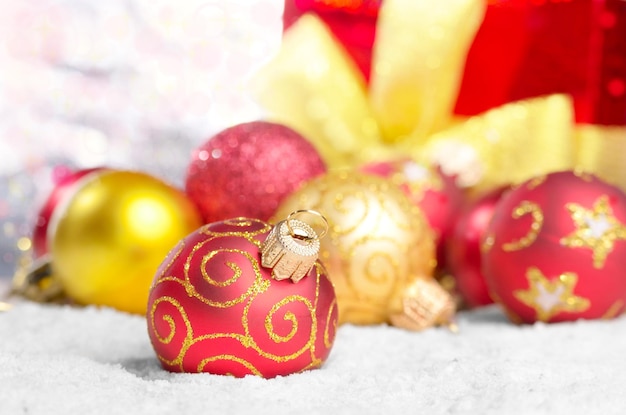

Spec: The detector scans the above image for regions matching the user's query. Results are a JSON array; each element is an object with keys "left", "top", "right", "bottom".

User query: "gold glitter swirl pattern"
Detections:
[
  {"left": 324, "top": 297, "right": 338, "bottom": 349},
  {"left": 265, "top": 298, "right": 300, "bottom": 343},
  {"left": 197, "top": 355, "right": 262, "bottom": 376},
  {"left": 308, "top": 262, "right": 324, "bottom": 367},
  {"left": 502, "top": 201, "right": 544, "bottom": 252},
  {"left": 178, "top": 263, "right": 328, "bottom": 371},
  {"left": 184, "top": 242, "right": 269, "bottom": 308},
  {"left": 148, "top": 219, "right": 338, "bottom": 377},
  {"left": 243, "top": 293, "right": 316, "bottom": 362},
  {"left": 223, "top": 218, "right": 255, "bottom": 227},
  {"left": 198, "top": 218, "right": 272, "bottom": 244},
  {"left": 602, "top": 301, "right": 625, "bottom": 320},
  {"left": 349, "top": 236, "right": 403, "bottom": 304},
  {"left": 158, "top": 315, "right": 176, "bottom": 344},
  {"left": 201, "top": 249, "right": 243, "bottom": 287},
  {"left": 331, "top": 187, "right": 372, "bottom": 235},
  {"left": 149, "top": 295, "right": 194, "bottom": 367}
]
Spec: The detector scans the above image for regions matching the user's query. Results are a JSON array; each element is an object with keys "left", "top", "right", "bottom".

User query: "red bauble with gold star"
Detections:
[
  {"left": 147, "top": 217, "right": 338, "bottom": 378},
  {"left": 361, "top": 158, "right": 463, "bottom": 268},
  {"left": 482, "top": 171, "right": 626, "bottom": 324}
]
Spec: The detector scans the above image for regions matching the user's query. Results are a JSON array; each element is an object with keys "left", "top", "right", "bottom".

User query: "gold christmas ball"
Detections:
[
  {"left": 273, "top": 170, "right": 437, "bottom": 325},
  {"left": 50, "top": 170, "right": 202, "bottom": 314}
]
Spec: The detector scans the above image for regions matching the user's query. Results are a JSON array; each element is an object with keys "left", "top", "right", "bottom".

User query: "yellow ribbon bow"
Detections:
[{"left": 252, "top": 0, "right": 625, "bottom": 196}]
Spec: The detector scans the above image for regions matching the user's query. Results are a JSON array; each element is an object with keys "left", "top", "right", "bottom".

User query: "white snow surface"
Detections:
[{"left": 1, "top": 299, "right": 625, "bottom": 415}]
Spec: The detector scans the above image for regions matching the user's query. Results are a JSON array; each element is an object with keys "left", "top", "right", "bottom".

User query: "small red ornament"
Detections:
[
  {"left": 361, "top": 158, "right": 463, "bottom": 269},
  {"left": 283, "top": 0, "right": 381, "bottom": 81},
  {"left": 147, "top": 217, "right": 338, "bottom": 378},
  {"left": 32, "top": 166, "right": 104, "bottom": 258},
  {"left": 185, "top": 121, "right": 326, "bottom": 224},
  {"left": 446, "top": 187, "right": 508, "bottom": 308},
  {"left": 482, "top": 171, "right": 626, "bottom": 324}
]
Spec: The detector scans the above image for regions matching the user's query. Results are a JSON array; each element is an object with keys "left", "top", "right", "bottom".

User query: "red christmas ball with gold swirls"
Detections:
[
  {"left": 482, "top": 171, "right": 626, "bottom": 324},
  {"left": 361, "top": 158, "right": 463, "bottom": 269},
  {"left": 147, "top": 217, "right": 338, "bottom": 378},
  {"left": 185, "top": 121, "right": 326, "bottom": 224},
  {"left": 446, "top": 187, "right": 508, "bottom": 308}
]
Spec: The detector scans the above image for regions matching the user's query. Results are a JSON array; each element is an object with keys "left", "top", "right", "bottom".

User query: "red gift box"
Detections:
[
  {"left": 456, "top": 0, "right": 626, "bottom": 126},
  {"left": 283, "top": 0, "right": 626, "bottom": 125},
  {"left": 283, "top": 0, "right": 381, "bottom": 81}
]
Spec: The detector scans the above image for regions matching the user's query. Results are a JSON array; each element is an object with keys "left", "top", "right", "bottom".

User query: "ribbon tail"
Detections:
[
  {"left": 369, "top": 0, "right": 486, "bottom": 144},
  {"left": 576, "top": 125, "right": 626, "bottom": 192},
  {"left": 413, "top": 94, "right": 577, "bottom": 197}
]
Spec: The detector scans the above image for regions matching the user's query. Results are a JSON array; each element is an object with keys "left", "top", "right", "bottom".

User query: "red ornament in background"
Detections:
[
  {"left": 185, "top": 121, "right": 326, "bottom": 224},
  {"left": 32, "top": 166, "right": 104, "bottom": 258},
  {"left": 147, "top": 217, "right": 338, "bottom": 378},
  {"left": 283, "top": 0, "right": 381, "bottom": 81},
  {"left": 446, "top": 187, "right": 508, "bottom": 308},
  {"left": 360, "top": 158, "right": 463, "bottom": 269},
  {"left": 455, "top": 0, "right": 626, "bottom": 125},
  {"left": 482, "top": 171, "right": 626, "bottom": 324}
]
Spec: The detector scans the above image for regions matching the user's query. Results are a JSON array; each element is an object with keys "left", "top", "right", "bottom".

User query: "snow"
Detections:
[{"left": 1, "top": 297, "right": 625, "bottom": 415}]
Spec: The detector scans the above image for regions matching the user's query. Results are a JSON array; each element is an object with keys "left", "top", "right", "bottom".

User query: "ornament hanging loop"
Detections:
[
  {"left": 11, "top": 253, "right": 66, "bottom": 304},
  {"left": 286, "top": 209, "right": 329, "bottom": 241},
  {"left": 261, "top": 209, "right": 328, "bottom": 283}
]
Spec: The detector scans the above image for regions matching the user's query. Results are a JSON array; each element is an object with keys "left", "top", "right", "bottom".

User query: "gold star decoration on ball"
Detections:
[
  {"left": 560, "top": 195, "right": 626, "bottom": 269},
  {"left": 513, "top": 267, "right": 590, "bottom": 322}
]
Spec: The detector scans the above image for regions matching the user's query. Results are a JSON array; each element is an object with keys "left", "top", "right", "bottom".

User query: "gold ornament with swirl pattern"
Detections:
[{"left": 273, "top": 171, "right": 456, "bottom": 330}]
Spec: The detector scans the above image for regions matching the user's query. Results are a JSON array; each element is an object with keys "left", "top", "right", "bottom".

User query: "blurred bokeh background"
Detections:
[{"left": 0, "top": 0, "right": 284, "bottom": 278}]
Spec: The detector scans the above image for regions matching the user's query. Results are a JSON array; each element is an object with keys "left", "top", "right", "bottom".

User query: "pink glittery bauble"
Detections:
[{"left": 185, "top": 121, "right": 326, "bottom": 223}]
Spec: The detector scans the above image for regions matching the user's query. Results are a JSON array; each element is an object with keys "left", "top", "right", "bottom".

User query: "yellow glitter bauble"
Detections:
[
  {"left": 273, "top": 170, "right": 437, "bottom": 325},
  {"left": 50, "top": 170, "right": 202, "bottom": 314}
]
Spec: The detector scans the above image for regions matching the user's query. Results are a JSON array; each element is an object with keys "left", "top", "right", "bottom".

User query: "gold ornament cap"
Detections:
[
  {"left": 11, "top": 253, "right": 66, "bottom": 304},
  {"left": 261, "top": 210, "right": 328, "bottom": 283},
  {"left": 389, "top": 277, "right": 457, "bottom": 332}
]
